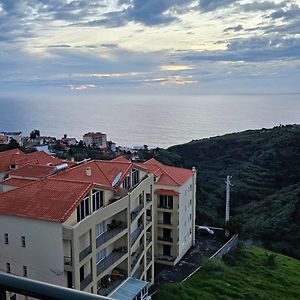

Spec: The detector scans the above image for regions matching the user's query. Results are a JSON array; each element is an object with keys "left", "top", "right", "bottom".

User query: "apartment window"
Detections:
[
  {"left": 23, "top": 266, "right": 28, "bottom": 277},
  {"left": 21, "top": 236, "right": 26, "bottom": 247},
  {"left": 95, "top": 221, "right": 106, "bottom": 238},
  {"left": 189, "top": 213, "right": 192, "bottom": 221},
  {"left": 4, "top": 233, "right": 8, "bottom": 244},
  {"left": 96, "top": 249, "right": 106, "bottom": 264},
  {"left": 132, "top": 169, "right": 139, "bottom": 186},
  {"left": 77, "top": 196, "right": 90, "bottom": 222},
  {"left": 159, "top": 195, "right": 173, "bottom": 209},
  {"left": 190, "top": 199, "right": 192, "bottom": 206},
  {"left": 123, "top": 176, "right": 131, "bottom": 189},
  {"left": 92, "top": 190, "right": 104, "bottom": 212},
  {"left": 6, "top": 263, "right": 11, "bottom": 273}
]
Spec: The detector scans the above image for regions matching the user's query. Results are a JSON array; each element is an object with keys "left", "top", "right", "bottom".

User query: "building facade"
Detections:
[{"left": 83, "top": 132, "right": 107, "bottom": 149}]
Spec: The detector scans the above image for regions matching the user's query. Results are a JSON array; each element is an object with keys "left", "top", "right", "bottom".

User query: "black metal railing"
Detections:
[
  {"left": 96, "top": 223, "right": 127, "bottom": 248},
  {"left": 130, "top": 204, "right": 144, "bottom": 222},
  {"left": 97, "top": 278, "right": 124, "bottom": 297},
  {"left": 97, "top": 249, "right": 127, "bottom": 276},
  {"left": 80, "top": 273, "right": 92, "bottom": 291},
  {"left": 130, "top": 224, "right": 144, "bottom": 246},
  {"left": 146, "top": 193, "right": 152, "bottom": 203},
  {"left": 158, "top": 219, "right": 172, "bottom": 225},
  {"left": 79, "top": 245, "right": 92, "bottom": 262},
  {"left": 133, "top": 265, "right": 144, "bottom": 279},
  {"left": 131, "top": 245, "right": 144, "bottom": 270}
]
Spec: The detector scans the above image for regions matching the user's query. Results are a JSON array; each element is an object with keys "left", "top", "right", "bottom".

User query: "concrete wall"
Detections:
[{"left": 0, "top": 216, "right": 65, "bottom": 287}]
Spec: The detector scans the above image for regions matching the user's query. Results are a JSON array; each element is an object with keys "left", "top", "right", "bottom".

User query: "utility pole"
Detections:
[{"left": 225, "top": 175, "right": 232, "bottom": 237}]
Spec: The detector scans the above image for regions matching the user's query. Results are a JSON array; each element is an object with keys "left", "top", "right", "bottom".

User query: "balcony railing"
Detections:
[
  {"left": 130, "top": 224, "right": 144, "bottom": 247},
  {"left": 158, "top": 236, "right": 173, "bottom": 243},
  {"left": 131, "top": 245, "right": 144, "bottom": 270},
  {"left": 79, "top": 245, "right": 92, "bottom": 262},
  {"left": 146, "top": 237, "right": 152, "bottom": 247},
  {"left": 157, "top": 204, "right": 173, "bottom": 210},
  {"left": 97, "top": 278, "right": 124, "bottom": 297},
  {"left": 133, "top": 265, "right": 144, "bottom": 279},
  {"left": 96, "top": 223, "right": 127, "bottom": 248},
  {"left": 97, "top": 248, "right": 127, "bottom": 276},
  {"left": 146, "top": 253, "right": 152, "bottom": 267},
  {"left": 146, "top": 193, "right": 152, "bottom": 203},
  {"left": 64, "top": 256, "right": 72, "bottom": 266},
  {"left": 130, "top": 204, "right": 144, "bottom": 222},
  {"left": 80, "top": 273, "right": 92, "bottom": 290}
]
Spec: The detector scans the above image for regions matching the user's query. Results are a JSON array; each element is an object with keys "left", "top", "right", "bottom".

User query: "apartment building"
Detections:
[
  {"left": 83, "top": 132, "right": 107, "bottom": 149},
  {"left": 0, "top": 157, "right": 154, "bottom": 299},
  {"left": 139, "top": 158, "right": 197, "bottom": 266},
  {"left": 1, "top": 132, "right": 23, "bottom": 146}
]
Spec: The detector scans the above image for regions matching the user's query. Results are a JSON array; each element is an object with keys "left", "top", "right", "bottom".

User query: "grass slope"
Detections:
[{"left": 155, "top": 246, "right": 300, "bottom": 300}]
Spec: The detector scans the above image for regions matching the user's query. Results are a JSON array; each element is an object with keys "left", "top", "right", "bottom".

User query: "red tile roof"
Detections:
[
  {"left": 53, "top": 160, "right": 145, "bottom": 188},
  {"left": 111, "top": 156, "right": 130, "bottom": 163},
  {"left": 154, "top": 189, "right": 180, "bottom": 196},
  {"left": 1, "top": 178, "right": 37, "bottom": 188},
  {"left": 0, "top": 178, "right": 92, "bottom": 223},
  {"left": 8, "top": 164, "right": 55, "bottom": 179},
  {"left": 142, "top": 158, "right": 194, "bottom": 186},
  {"left": 83, "top": 132, "right": 106, "bottom": 137},
  {"left": 0, "top": 150, "right": 27, "bottom": 172}
]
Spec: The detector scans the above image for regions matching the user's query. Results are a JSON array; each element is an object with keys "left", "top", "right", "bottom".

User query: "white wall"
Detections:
[{"left": 0, "top": 216, "right": 66, "bottom": 287}]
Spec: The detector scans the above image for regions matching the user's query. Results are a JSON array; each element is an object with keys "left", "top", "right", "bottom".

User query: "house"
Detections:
[
  {"left": 61, "top": 134, "right": 78, "bottom": 146},
  {"left": 0, "top": 157, "right": 155, "bottom": 298},
  {"left": 83, "top": 132, "right": 107, "bottom": 149},
  {"left": 0, "top": 135, "right": 8, "bottom": 144},
  {"left": 1, "top": 132, "right": 23, "bottom": 146}
]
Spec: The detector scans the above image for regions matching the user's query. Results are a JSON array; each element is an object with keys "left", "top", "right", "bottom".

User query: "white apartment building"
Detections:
[
  {"left": 1, "top": 132, "right": 23, "bottom": 146},
  {"left": 83, "top": 132, "right": 107, "bottom": 149},
  {"left": 140, "top": 158, "right": 197, "bottom": 266},
  {"left": 0, "top": 159, "right": 155, "bottom": 299}
]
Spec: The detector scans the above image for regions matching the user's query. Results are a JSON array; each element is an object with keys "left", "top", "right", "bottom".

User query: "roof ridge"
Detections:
[{"left": 94, "top": 161, "right": 113, "bottom": 185}]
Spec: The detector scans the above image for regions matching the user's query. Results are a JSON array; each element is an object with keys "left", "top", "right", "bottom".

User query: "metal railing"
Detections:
[
  {"left": 133, "top": 265, "right": 144, "bottom": 279},
  {"left": 131, "top": 245, "right": 144, "bottom": 270},
  {"left": 130, "top": 204, "right": 144, "bottom": 222},
  {"left": 0, "top": 272, "right": 111, "bottom": 300},
  {"left": 157, "top": 220, "right": 172, "bottom": 225},
  {"left": 130, "top": 224, "right": 144, "bottom": 247},
  {"left": 80, "top": 273, "right": 92, "bottom": 290},
  {"left": 79, "top": 245, "right": 92, "bottom": 262},
  {"left": 97, "top": 249, "right": 127, "bottom": 276},
  {"left": 146, "top": 193, "right": 152, "bottom": 203},
  {"left": 96, "top": 223, "right": 127, "bottom": 248}
]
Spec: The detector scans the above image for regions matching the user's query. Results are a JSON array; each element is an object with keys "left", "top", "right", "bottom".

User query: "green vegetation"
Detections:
[
  {"left": 155, "top": 246, "right": 300, "bottom": 300},
  {"left": 139, "top": 125, "right": 300, "bottom": 259}
]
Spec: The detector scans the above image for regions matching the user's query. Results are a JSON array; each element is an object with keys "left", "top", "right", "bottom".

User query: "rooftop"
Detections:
[{"left": 8, "top": 164, "right": 55, "bottom": 179}]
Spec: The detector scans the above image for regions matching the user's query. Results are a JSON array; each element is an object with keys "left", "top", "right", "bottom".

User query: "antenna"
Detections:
[{"left": 225, "top": 175, "right": 233, "bottom": 237}]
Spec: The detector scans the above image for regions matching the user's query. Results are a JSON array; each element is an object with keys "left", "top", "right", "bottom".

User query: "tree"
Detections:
[{"left": 30, "top": 130, "right": 40, "bottom": 140}]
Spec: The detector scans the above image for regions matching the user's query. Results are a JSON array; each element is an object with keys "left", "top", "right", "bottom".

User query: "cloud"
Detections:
[
  {"left": 69, "top": 84, "right": 96, "bottom": 91},
  {"left": 224, "top": 24, "right": 243, "bottom": 32},
  {"left": 160, "top": 64, "right": 194, "bottom": 71},
  {"left": 198, "top": 0, "right": 236, "bottom": 12},
  {"left": 269, "top": 3, "right": 300, "bottom": 20}
]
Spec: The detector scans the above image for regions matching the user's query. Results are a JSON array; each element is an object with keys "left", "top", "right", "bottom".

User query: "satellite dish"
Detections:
[{"left": 112, "top": 172, "right": 123, "bottom": 187}]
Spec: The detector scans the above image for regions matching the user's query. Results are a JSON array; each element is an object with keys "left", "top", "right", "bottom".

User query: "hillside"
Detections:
[
  {"left": 139, "top": 125, "right": 300, "bottom": 258},
  {"left": 155, "top": 246, "right": 300, "bottom": 300}
]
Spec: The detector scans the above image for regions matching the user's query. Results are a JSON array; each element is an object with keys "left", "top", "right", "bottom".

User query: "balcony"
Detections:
[
  {"left": 133, "top": 265, "right": 144, "bottom": 279},
  {"left": 80, "top": 273, "right": 92, "bottom": 290},
  {"left": 79, "top": 245, "right": 92, "bottom": 262},
  {"left": 130, "top": 224, "right": 144, "bottom": 247},
  {"left": 130, "top": 204, "right": 144, "bottom": 222},
  {"left": 157, "top": 220, "right": 172, "bottom": 226},
  {"left": 146, "top": 252, "right": 152, "bottom": 267},
  {"left": 146, "top": 193, "right": 152, "bottom": 204},
  {"left": 156, "top": 255, "right": 176, "bottom": 262},
  {"left": 97, "top": 248, "right": 127, "bottom": 276},
  {"left": 131, "top": 245, "right": 144, "bottom": 270},
  {"left": 157, "top": 204, "right": 173, "bottom": 210},
  {"left": 158, "top": 236, "right": 173, "bottom": 243},
  {"left": 98, "top": 278, "right": 124, "bottom": 297},
  {"left": 64, "top": 256, "right": 72, "bottom": 266},
  {"left": 96, "top": 222, "right": 127, "bottom": 248}
]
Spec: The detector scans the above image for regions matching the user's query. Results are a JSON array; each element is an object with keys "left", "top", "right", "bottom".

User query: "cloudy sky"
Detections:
[{"left": 1, "top": 0, "right": 300, "bottom": 95}]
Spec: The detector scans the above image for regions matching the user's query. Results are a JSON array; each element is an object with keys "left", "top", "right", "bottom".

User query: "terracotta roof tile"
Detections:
[
  {"left": 8, "top": 164, "right": 55, "bottom": 179},
  {"left": 1, "top": 178, "right": 37, "bottom": 188},
  {"left": 154, "top": 189, "right": 180, "bottom": 196},
  {"left": 0, "top": 178, "right": 92, "bottom": 223}
]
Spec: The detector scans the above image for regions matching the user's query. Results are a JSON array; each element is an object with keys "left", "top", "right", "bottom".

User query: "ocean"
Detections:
[{"left": 0, "top": 94, "right": 299, "bottom": 148}]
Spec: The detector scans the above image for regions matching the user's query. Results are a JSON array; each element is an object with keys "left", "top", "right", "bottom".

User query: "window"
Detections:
[
  {"left": 4, "top": 233, "right": 8, "bottom": 244},
  {"left": 95, "top": 221, "right": 106, "bottom": 238},
  {"left": 6, "top": 263, "right": 10, "bottom": 273},
  {"left": 23, "top": 266, "right": 28, "bottom": 277},
  {"left": 77, "top": 196, "right": 90, "bottom": 222},
  {"left": 159, "top": 195, "right": 173, "bottom": 209},
  {"left": 21, "top": 236, "right": 26, "bottom": 247},
  {"left": 92, "top": 190, "right": 104, "bottom": 212},
  {"left": 96, "top": 249, "right": 106, "bottom": 264},
  {"left": 132, "top": 169, "right": 139, "bottom": 186},
  {"left": 123, "top": 176, "right": 131, "bottom": 189}
]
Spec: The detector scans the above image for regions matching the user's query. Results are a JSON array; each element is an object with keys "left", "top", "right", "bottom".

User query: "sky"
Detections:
[{"left": 1, "top": 0, "right": 300, "bottom": 96}]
